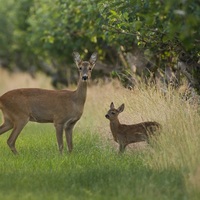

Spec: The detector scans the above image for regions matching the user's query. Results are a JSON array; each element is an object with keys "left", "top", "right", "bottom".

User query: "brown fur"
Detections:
[
  {"left": 105, "top": 102, "right": 161, "bottom": 153},
  {"left": 0, "top": 52, "right": 97, "bottom": 154}
]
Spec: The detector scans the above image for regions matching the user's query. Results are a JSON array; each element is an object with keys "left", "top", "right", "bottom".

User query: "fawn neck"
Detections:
[{"left": 110, "top": 118, "right": 120, "bottom": 136}]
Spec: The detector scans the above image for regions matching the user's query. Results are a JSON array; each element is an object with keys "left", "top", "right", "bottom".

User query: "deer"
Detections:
[
  {"left": 0, "top": 52, "right": 98, "bottom": 154},
  {"left": 105, "top": 102, "right": 161, "bottom": 153}
]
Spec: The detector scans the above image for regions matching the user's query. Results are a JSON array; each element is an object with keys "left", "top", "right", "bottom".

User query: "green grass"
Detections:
[
  {"left": 1, "top": 82, "right": 200, "bottom": 200},
  {"left": 0, "top": 124, "right": 189, "bottom": 200}
]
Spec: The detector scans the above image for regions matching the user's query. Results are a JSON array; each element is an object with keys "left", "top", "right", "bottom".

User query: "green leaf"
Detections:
[{"left": 134, "top": 21, "right": 142, "bottom": 31}]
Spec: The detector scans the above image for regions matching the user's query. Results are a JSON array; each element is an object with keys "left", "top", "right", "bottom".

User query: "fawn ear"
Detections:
[
  {"left": 73, "top": 52, "right": 82, "bottom": 66},
  {"left": 110, "top": 102, "right": 115, "bottom": 109},
  {"left": 89, "top": 52, "right": 98, "bottom": 67},
  {"left": 118, "top": 104, "right": 125, "bottom": 113}
]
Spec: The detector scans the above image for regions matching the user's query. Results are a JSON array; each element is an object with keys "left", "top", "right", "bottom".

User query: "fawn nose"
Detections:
[{"left": 105, "top": 114, "right": 109, "bottom": 119}]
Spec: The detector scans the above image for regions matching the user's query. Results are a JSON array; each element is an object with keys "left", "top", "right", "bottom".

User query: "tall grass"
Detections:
[
  {"left": 82, "top": 81, "right": 200, "bottom": 198},
  {"left": 0, "top": 70, "right": 200, "bottom": 199}
]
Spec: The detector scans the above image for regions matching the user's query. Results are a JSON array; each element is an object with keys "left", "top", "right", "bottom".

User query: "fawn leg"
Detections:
[
  {"left": 54, "top": 123, "right": 64, "bottom": 154},
  {"left": 7, "top": 120, "right": 28, "bottom": 154},
  {"left": 119, "top": 143, "right": 126, "bottom": 153}
]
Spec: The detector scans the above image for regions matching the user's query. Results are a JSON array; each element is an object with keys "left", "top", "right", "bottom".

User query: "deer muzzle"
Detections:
[{"left": 82, "top": 75, "right": 88, "bottom": 81}]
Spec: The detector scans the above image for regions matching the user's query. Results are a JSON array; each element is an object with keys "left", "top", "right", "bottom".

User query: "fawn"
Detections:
[
  {"left": 0, "top": 52, "right": 97, "bottom": 154},
  {"left": 105, "top": 102, "right": 161, "bottom": 153}
]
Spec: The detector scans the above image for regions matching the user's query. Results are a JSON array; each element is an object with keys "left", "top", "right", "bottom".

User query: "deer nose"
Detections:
[
  {"left": 82, "top": 75, "right": 88, "bottom": 81},
  {"left": 105, "top": 114, "right": 109, "bottom": 119}
]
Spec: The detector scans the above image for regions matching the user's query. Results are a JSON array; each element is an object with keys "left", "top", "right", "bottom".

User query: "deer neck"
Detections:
[{"left": 74, "top": 79, "right": 87, "bottom": 105}]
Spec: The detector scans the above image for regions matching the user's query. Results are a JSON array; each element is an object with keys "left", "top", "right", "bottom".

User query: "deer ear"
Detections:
[
  {"left": 73, "top": 52, "right": 82, "bottom": 66},
  {"left": 118, "top": 103, "right": 125, "bottom": 113},
  {"left": 89, "top": 52, "right": 98, "bottom": 66},
  {"left": 110, "top": 102, "right": 114, "bottom": 109}
]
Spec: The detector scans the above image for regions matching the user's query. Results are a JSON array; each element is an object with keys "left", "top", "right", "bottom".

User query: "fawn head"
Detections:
[
  {"left": 73, "top": 52, "right": 98, "bottom": 81},
  {"left": 105, "top": 102, "right": 125, "bottom": 121}
]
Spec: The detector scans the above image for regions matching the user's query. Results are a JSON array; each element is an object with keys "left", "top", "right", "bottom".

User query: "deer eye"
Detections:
[
  {"left": 79, "top": 67, "right": 82, "bottom": 70},
  {"left": 111, "top": 111, "right": 115, "bottom": 115},
  {"left": 88, "top": 67, "right": 92, "bottom": 71}
]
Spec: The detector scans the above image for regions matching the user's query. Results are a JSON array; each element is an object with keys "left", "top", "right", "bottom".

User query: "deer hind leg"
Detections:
[
  {"left": 0, "top": 117, "right": 13, "bottom": 135},
  {"left": 54, "top": 124, "right": 64, "bottom": 154},
  {"left": 7, "top": 119, "right": 28, "bottom": 154}
]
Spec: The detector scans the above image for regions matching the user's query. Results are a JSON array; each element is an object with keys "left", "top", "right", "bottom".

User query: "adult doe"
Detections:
[
  {"left": 0, "top": 52, "right": 97, "bottom": 154},
  {"left": 105, "top": 102, "right": 161, "bottom": 153}
]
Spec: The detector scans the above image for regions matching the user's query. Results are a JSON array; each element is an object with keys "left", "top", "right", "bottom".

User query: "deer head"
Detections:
[
  {"left": 105, "top": 102, "right": 125, "bottom": 121},
  {"left": 73, "top": 52, "right": 98, "bottom": 81}
]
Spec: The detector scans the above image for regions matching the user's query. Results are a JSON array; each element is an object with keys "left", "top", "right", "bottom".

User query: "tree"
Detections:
[
  {"left": 98, "top": 0, "right": 200, "bottom": 90},
  {"left": 0, "top": 0, "right": 199, "bottom": 92}
]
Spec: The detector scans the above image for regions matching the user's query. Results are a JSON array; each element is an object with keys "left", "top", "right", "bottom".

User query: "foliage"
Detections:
[
  {"left": 0, "top": 0, "right": 35, "bottom": 70},
  {"left": 0, "top": 0, "right": 199, "bottom": 90},
  {"left": 27, "top": 0, "right": 102, "bottom": 62},
  {"left": 0, "top": 0, "right": 15, "bottom": 67},
  {"left": 99, "top": 0, "right": 200, "bottom": 50},
  {"left": 98, "top": 0, "right": 200, "bottom": 86}
]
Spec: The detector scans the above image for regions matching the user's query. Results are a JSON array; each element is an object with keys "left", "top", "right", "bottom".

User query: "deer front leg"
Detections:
[
  {"left": 54, "top": 124, "right": 64, "bottom": 154},
  {"left": 64, "top": 123, "right": 76, "bottom": 153}
]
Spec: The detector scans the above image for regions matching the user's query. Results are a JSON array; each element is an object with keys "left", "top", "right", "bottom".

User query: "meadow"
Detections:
[{"left": 0, "top": 69, "right": 200, "bottom": 200}]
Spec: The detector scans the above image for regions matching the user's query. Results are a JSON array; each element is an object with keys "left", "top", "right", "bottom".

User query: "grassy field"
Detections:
[{"left": 0, "top": 69, "right": 200, "bottom": 200}]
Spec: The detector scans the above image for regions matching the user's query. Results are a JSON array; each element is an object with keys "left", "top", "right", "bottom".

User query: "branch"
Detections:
[
  {"left": 102, "top": 24, "right": 136, "bottom": 36},
  {"left": 102, "top": 25, "right": 148, "bottom": 44}
]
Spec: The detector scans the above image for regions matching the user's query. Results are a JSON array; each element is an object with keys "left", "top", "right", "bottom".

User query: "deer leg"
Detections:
[
  {"left": 119, "top": 143, "right": 126, "bottom": 153},
  {"left": 54, "top": 124, "right": 64, "bottom": 154},
  {"left": 65, "top": 123, "right": 76, "bottom": 153},
  {"left": 7, "top": 120, "right": 28, "bottom": 154},
  {"left": 0, "top": 118, "right": 13, "bottom": 135}
]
